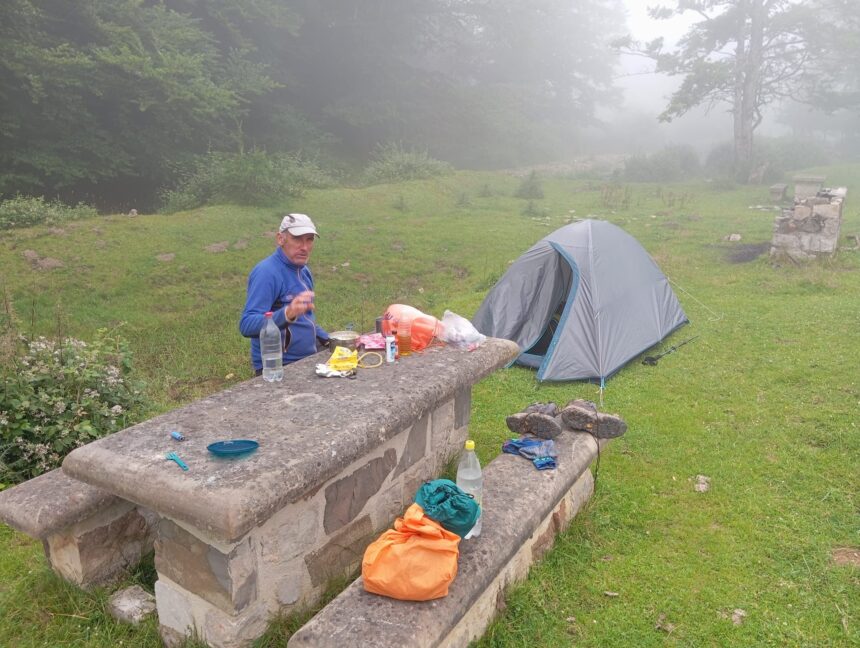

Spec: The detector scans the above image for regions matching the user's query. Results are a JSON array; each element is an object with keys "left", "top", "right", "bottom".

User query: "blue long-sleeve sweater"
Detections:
[{"left": 239, "top": 248, "right": 329, "bottom": 370}]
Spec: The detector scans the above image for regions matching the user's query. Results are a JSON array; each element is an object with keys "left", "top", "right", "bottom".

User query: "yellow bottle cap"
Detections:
[{"left": 464, "top": 439, "right": 475, "bottom": 451}]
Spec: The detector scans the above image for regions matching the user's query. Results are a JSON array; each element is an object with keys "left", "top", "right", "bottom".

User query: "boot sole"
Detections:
[
  {"left": 525, "top": 413, "right": 562, "bottom": 439},
  {"left": 560, "top": 405, "right": 597, "bottom": 431}
]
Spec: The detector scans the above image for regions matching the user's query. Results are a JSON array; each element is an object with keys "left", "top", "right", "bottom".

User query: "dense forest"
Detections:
[
  {"left": 1, "top": 0, "right": 859, "bottom": 211},
  {"left": 0, "top": 0, "right": 625, "bottom": 210}
]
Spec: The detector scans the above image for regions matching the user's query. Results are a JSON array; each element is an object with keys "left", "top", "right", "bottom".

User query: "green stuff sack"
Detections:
[{"left": 414, "top": 479, "right": 480, "bottom": 539}]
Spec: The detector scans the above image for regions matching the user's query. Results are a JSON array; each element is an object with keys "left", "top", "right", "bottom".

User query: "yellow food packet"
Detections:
[{"left": 327, "top": 346, "right": 358, "bottom": 371}]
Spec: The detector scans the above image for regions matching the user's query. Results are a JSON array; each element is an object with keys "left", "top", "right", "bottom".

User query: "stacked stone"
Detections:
[{"left": 770, "top": 186, "right": 847, "bottom": 262}]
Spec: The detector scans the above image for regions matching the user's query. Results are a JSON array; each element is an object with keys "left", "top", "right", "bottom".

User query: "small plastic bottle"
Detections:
[
  {"left": 260, "top": 311, "right": 283, "bottom": 382},
  {"left": 456, "top": 439, "right": 483, "bottom": 538}
]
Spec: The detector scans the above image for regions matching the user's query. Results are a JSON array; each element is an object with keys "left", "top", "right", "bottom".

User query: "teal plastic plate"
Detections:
[{"left": 207, "top": 440, "right": 259, "bottom": 456}]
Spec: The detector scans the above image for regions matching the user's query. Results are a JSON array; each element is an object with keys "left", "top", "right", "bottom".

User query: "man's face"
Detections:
[{"left": 278, "top": 231, "right": 316, "bottom": 265}]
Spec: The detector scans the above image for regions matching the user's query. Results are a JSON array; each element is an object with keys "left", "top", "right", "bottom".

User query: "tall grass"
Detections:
[{"left": 0, "top": 167, "right": 858, "bottom": 646}]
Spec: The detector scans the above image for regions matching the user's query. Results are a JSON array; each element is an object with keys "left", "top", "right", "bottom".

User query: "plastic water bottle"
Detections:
[
  {"left": 260, "top": 311, "right": 283, "bottom": 382},
  {"left": 456, "top": 439, "right": 482, "bottom": 538}
]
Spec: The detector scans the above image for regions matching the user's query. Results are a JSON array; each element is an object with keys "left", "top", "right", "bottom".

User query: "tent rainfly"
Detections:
[{"left": 472, "top": 219, "right": 688, "bottom": 383}]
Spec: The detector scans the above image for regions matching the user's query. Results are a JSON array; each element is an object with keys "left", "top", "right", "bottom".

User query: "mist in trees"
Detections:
[
  {"left": 1, "top": 0, "right": 859, "bottom": 210},
  {"left": 622, "top": 0, "right": 860, "bottom": 181},
  {"left": 0, "top": 0, "right": 625, "bottom": 209}
]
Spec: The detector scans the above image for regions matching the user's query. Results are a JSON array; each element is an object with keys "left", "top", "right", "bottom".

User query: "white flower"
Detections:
[{"left": 110, "top": 404, "right": 124, "bottom": 415}]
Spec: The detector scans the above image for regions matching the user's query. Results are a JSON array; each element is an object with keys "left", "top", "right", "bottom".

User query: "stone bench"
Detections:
[
  {"left": 769, "top": 183, "right": 788, "bottom": 201},
  {"left": 793, "top": 175, "right": 825, "bottom": 200},
  {"left": 288, "top": 430, "right": 604, "bottom": 648},
  {"left": 0, "top": 468, "right": 156, "bottom": 587},
  {"left": 61, "top": 338, "right": 519, "bottom": 647}
]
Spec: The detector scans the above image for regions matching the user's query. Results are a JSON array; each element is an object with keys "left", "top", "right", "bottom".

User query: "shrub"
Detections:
[
  {"left": 0, "top": 195, "right": 98, "bottom": 230},
  {"left": 160, "top": 150, "right": 334, "bottom": 213},
  {"left": 515, "top": 171, "right": 544, "bottom": 199},
  {"left": 705, "top": 137, "right": 832, "bottom": 184},
  {"left": 623, "top": 146, "right": 700, "bottom": 182},
  {"left": 0, "top": 329, "right": 147, "bottom": 487},
  {"left": 521, "top": 201, "right": 547, "bottom": 217},
  {"left": 363, "top": 142, "right": 453, "bottom": 185}
]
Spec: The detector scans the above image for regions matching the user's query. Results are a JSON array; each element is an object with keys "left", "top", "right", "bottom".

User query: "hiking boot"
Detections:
[
  {"left": 525, "top": 413, "right": 563, "bottom": 439},
  {"left": 505, "top": 412, "right": 530, "bottom": 435},
  {"left": 594, "top": 412, "right": 627, "bottom": 439},
  {"left": 560, "top": 399, "right": 598, "bottom": 432},
  {"left": 523, "top": 402, "right": 559, "bottom": 417},
  {"left": 564, "top": 398, "right": 597, "bottom": 412}
]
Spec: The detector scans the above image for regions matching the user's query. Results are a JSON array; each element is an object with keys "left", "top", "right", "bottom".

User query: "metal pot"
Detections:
[{"left": 329, "top": 330, "right": 360, "bottom": 351}]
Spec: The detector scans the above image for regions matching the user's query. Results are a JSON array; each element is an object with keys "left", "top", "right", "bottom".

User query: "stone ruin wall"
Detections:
[{"left": 770, "top": 186, "right": 847, "bottom": 262}]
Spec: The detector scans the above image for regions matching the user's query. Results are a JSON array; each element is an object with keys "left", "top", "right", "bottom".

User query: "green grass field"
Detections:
[{"left": 1, "top": 166, "right": 858, "bottom": 646}]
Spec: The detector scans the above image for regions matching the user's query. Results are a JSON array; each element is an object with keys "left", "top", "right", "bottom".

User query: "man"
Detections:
[{"left": 239, "top": 213, "right": 330, "bottom": 375}]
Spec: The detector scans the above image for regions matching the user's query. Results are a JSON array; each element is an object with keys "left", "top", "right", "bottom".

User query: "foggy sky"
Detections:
[{"left": 608, "top": 2, "right": 734, "bottom": 155}]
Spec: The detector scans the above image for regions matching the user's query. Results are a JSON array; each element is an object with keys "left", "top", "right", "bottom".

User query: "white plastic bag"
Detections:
[{"left": 439, "top": 310, "right": 486, "bottom": 349}]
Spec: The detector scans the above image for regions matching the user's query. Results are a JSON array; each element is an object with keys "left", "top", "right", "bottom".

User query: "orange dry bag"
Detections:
[
  {"left": 384, "top": 304, "right": 442, "bottom": 352},
  {"left": 362, "top": 503, "right": 460, "bottom": 601}
]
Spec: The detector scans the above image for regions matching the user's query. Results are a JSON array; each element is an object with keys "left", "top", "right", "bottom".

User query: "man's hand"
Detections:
[{"left": 285, "top": 290, "right": 315, "bottom": 322}]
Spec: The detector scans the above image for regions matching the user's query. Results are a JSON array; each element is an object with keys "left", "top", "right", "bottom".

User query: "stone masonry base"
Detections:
[
  {"left": 288, "top": 430, "right": 603, "bottom": 648},
  {"left": 44, "top": 501, "right": 156, "bottom": 588},
  {"left": 441, "top": 470, "right": 593, "bottom": 646},
  {"left": 156, "top": 389, "right": 472, "bottom": 648}
]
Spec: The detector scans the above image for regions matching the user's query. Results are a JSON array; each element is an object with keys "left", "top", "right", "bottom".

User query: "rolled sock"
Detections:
[
  {"left": 502, "top": 437, "right": 543, "bottom": 455},
  {"left": 532, "top": 456, "right": 557, "bottom": 470}
]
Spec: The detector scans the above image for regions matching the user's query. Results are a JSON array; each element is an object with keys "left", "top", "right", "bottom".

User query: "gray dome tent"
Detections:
[{"left": 472, "top": 219, "right": 688, "bottom": 383}]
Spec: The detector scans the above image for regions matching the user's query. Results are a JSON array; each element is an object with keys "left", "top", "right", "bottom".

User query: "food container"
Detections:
[{"left": 329, "top": 330, "right": 360, "bottom": 351}]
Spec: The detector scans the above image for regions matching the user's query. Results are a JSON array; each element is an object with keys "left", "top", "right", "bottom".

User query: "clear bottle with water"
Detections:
[
  {"left": 456, "top": 439, "right": 482, "bottom": 538},
  {"left": 260, "top": 311, "right": 283, "bottom": 382}
]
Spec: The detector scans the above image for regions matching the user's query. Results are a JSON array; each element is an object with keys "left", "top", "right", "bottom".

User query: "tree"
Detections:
[
  {"left": 644, "top": 1, "right": 819, "bottom": 181},
  {"left": 0, "top": 0, "right": 281, "bottom": 206}
]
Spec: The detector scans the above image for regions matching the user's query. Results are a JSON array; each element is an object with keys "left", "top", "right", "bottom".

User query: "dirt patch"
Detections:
[
  {"left": 694, "top": 474, "right": 711, "bottom": 492},
  {"left": 832, "top": 547, "right": 860, "bottom": 567},
  {"left": 156, "top": 253, "right": 175, "bottom": 262},
  {"left": 232, "top": 239, "right": 248, "bottom": 250},
  {"left": 36, "top": 257, "right": 64, "bottom": 270},
  {"left": 726, "top": 242, "right": 770, "bottom": 263},
  {"left": 22, "top": 249, "right": 40, "bottom": 263},
  {"left": 204, "top": 241, "right": 229, "bottom": 253}
]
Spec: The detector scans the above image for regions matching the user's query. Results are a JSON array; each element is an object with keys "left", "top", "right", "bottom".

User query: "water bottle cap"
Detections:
[
  {"left": 464, "top": 439, "right": 475, "bottom": 451},
  {"left": 264, "top": 311, "right": 273, "bottom": 317}
]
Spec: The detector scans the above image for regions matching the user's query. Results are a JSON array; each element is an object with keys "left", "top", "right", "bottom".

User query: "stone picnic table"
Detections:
[{"left": 62, "top": 337, "right": 518, "bottom": 648}]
